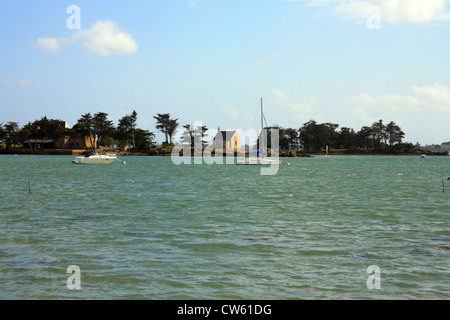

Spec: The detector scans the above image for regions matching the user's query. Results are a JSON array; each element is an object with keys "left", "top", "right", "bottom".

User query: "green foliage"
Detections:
[
  {"left": 117, "top": 110, "right": 138, "bottom": 148},
  {"left": 2, "top": 121, "right": 20, "bottom": 148},
  {"left": 180, "top": 124, "right": 208, "bottom": 146},
  {"left": 134, "top": 128, "right": 155, "bottom": 152},
  {"left": 101, "top": 136, "right": 115, "bottom": 148},
  {"left": 93, "top": 112, "right": 115, "bottom": 146},
  {"left": 0, "top": 110, "right": 413, "bottom": 154},
  {"left": 2, "top": 110, "right": 156, "bottom": 152},
  {"left": 74, "top": 113, "right": 96, "bottom": 148},
  {"left": 420, "top": 141, "right": 450, "bottom": 152},
  {"left": 154, "top": 113, "right": 179, "bottom": 145},
  {"left": 283, "top": 119, "right": 407, "bottom": 152}
]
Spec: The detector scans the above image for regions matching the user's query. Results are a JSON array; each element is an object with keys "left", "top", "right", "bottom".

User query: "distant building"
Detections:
[
  {"left": 24, "top": 134, "right": 97, "bottom": 150},
  {"left": 23, "top": 139, "right": 55, "bottom": 150},
  {"left": 23, "top": 121, "right": 97, "bottom": 150},
  {"left": 212, "top": 127, "right": 241, "bottom": 152},
  {"left": 55, "top": 134, "right": 97, "bottom": 149}
]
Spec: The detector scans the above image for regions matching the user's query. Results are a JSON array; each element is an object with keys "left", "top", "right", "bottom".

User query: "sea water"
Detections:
[{"left": 0, "top": 154, "right": 449, "bottom": 299}]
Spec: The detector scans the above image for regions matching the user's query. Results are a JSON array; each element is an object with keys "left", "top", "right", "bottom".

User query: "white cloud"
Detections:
[
  {"left": 1, "top": 75, "right": 32, "bottom": 86},
  {"left": 375, "top": 0, "right": 450, "bottom": 24},
  {"left": 272, "top": 88, "right": 289, "bottom": 102},
  {"left": 412, "top": 83, "right": 450, "bottom": 110},
  {"left": 333, "top": 0, "right": 371, "bottom": 22},
  {"left": 350, "top": 83, "right": 450, "bottom": 141},
  {"left": 215, "top": 102, "right": 254, "bottom": 130},
  {"left": 33, "top": 20, "right": 138, "bottom": 57},
  {"left": 76, "top": 20, "right": 138, "bottom": 56},
  {"left": 33, "top": 37, "right": 62, "bottom": 53},
  {"left": 286, "top": 0, "right": 450, "bottom": 24},
  {"left": 348, "top": 83, "right": 450, "bottom": 144},
  {"left": 18, "top": 78, "right": 33, "bottom": 86},
  {"left": 351, "top": 83, "right": 450, "bottom": 114},
  {"left": 271, "top": 88, "right": 320, "bottom": 122},
  {"left": 351, "top": 106, "right": 373, "bottom": 124},
  {"left": 1, "top": 75, "right": 12, "bottom": 83},
  {"left": 255, "top": 59, "right": 269, "bottom": 67},
  {"left": 218, "top": 102, "right": 240, "bottom": 120},
  {"left": 181, "top": 81, "right": 196, "bottom": 88},
  {"left": 188, "top": 0, "right": 198, "bottom": 8},
  {"left": 285, "top": 0, "right": 337, "bottom": 6}
]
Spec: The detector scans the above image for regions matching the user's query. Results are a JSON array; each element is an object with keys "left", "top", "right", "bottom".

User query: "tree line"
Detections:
[
  {"left": 1, "top": 112, "right": 409, "bottom": 153},
  {"left": 0, "top": 111, "right": 174, "bottom": 152},
  {"left": 270, "top": 119, "right": 408, "bottom": 152},
  {"left": 0, "top": 111, "right": 197, "bottom": 152}
]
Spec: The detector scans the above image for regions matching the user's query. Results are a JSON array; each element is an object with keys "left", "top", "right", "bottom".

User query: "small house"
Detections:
[
  {"left": 55, "top": 134, "right": 97, "bottom": 149},
  {"left": 212, "top": 127, "right": 241, "bottom": 152}
]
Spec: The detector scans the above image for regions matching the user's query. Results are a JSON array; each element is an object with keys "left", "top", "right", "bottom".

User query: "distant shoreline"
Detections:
[{"left": 1, "top": 148, "right": 448, "bottom": 157}]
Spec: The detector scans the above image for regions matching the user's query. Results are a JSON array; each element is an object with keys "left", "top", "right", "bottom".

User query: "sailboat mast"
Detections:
[
  {"left": 260, "top": 97, "right": 265, "bottom": 159},
  {"left": 261, "top": 97, "right": 263, "bottom": 132}
]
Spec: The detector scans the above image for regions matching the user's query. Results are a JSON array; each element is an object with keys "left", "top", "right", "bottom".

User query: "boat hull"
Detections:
[
  {"left": 72, "top": 155, "right": 117, "bottom": 164},
  {"left": 236, "top": 158, "right": 282, "bottom": 165}
]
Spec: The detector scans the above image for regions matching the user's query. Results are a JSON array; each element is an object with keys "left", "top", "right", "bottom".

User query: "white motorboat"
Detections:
[{"left": 72, "top": 152, "right": 117, "bottom": 164}]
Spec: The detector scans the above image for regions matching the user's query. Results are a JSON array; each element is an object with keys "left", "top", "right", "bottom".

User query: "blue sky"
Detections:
[{"left": 1, "top": 0, "right": 450, "bottom": 145}]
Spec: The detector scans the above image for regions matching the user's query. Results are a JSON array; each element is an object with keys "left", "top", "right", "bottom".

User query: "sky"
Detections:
[{"left": 1, "top": 0, "right": 450, "bottom": 145}]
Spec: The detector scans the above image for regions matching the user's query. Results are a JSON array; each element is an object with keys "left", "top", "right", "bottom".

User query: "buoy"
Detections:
[{"left": 122, "top": 161, "right": 126, "bottom": 164}]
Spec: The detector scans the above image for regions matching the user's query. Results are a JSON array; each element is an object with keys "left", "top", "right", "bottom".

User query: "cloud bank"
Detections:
[
  {"left": 351, "top": 83, "right": 450, "bottom": 114},
  {"left": 33, "top": 20, "right": 138, "bottom": 56},
  {"left": 1, "top": 75, "right": 33, "bottom": 86},
  {"left": 287, "top": 0, "right": 450, "bottom": 24},
  {"left": 349, "top": 83, "right": 450, "bottom": 144}
]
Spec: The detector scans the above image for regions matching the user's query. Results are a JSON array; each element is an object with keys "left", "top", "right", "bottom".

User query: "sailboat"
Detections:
[{"left": 236, "top": 98, "right": 282, "bottom": 165}]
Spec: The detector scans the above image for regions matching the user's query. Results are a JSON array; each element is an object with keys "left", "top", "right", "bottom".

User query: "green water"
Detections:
[{"left": 0, "top": 154, "right": 449, "bottom": 299}]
